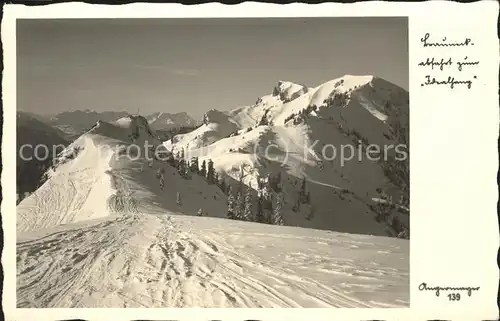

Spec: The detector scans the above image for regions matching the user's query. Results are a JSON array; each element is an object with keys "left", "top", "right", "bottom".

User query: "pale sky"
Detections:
[{"left": 17, "top": 17, "right": 408, "bottom": 120}]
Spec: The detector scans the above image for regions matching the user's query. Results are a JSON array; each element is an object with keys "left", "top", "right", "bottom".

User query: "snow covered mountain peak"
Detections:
[
  {"left": 167, "top": 74, "right": 409, "bottom": 236},
  {"left": 202, "top": 109, "right": 232, "bottom": 125},
  {"left": 146, "top": 111, "right": 198, "bottom": 130},
  {"left": 228, "top": 74, "right": 407, "bottom": 133},
  {"left": 329, "top": 74, "right": 375, "bottom": 88},
  {"left": 94, "top": 114, "right": 158, "bottom": 144},
  {"left": 17, "top": 112, "right": 220, "bottom": 233},
  {"left": 272, "top": 80, "right": 310, "bottom": 103},
  {"left": 270, "top": 75, "right": 375, "bottom": 102}
]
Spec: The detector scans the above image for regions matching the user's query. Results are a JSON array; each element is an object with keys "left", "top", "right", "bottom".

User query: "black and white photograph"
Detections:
[{"left": 15, "top": 16, "right": 410, "bottom": 308}]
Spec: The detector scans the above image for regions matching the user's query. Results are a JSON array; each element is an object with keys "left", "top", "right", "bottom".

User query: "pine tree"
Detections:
[
  {"left": 213, "top": 171, "right": 219, "bottom": 186},
  {"left": 227, "top": 186, "right": 235, "bottom": 219},
  {"left": 189, "top": 156, "right": 199, "bottom": 173},
  {"left": 300, "top": 176, "right": 307, "bottom": 198},
  {"left": 243, "top": 188, "right": 253, "bottom": 221},
  {"left": 273, "top": 192, "right": 285, "bottom": 225},
  {"left": 275, "top": 171, "right": 282, "bottom": 192},
  {"left": 200, "top": 160, "right": 207, "bottom": 178},
  {"left": 159, "top": 175, "right": 165, "bottom": 190},
  {"left": 176, "top": 192, "right": 181, "bottom": 205},
  {"left": 264, "top": 193, "right": 274, "bottom": 224},
  {"left": 235, "top": 191, "right": 245, "bottom": 220},
  {"left": 178, "top": 159, "right": 186, "bottom": 177},
  {"left": 255, "top": 192, "right": 265, "bottom": 223},
  {"left": 259, "top": 176, "right": 274, "bottom": 223},
  {"left": 219, "top": 177, "right": 227, "bottom": 194},
  {"left": 237, "top": 165, "right": 246, "bottom": 194},
  {"left": 206, "top": 159, "right": 215, "bottom": 184},
  {"left": 254, "top": 174, "right": 269, "bottom": 223}
]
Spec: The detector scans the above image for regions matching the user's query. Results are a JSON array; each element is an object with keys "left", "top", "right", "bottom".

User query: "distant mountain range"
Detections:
[{"left": 39, "top": 110, "right": 199, "bottom": 139}]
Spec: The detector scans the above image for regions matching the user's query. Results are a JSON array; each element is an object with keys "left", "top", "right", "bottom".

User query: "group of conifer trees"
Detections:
[
  {"left": 224, "top": 170, "right": 288, "bottom": 226},
  {"left": 162, "top": 148, "right": 315, "bottom": 226},
  {"left": 166, "top": 148, "right": 217, "bottom": 184}
]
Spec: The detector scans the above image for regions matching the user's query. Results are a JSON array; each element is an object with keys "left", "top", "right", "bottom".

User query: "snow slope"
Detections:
[
  {"left": 17, "top": 115, "right": 226, "bottom": 233},
  {"left": 17, "top": 134, "right": 115, "bottom": 232},
  {"left": 169, "top": 109, "right": 239, "bottom": 150},
  {"left": 167, "top": 74, "right": 410, "bottom": 237},
  {"left": 17, "top": 212, "right": 408, "bottom": 308}
]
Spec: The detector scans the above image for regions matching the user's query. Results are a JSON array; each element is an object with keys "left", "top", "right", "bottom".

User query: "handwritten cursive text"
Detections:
[
  {"left": 419, "top": 282, "right": 480, "bottom": 297},
  {"left": 421, "top": 75, "right": 476, "bottom": 89},
  {"left": 418, "top": 57, "right": 453, "bottom": 71},
  {"left": 421, "top": 33, "right": 474, "bottom": 47},
  {"left": 456, "top": 56, "right": 480, "bottom": 71}
]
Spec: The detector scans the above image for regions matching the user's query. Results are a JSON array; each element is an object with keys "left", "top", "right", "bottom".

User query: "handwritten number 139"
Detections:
[{"left": 448, "top": 293, "right": 461, "bottom": 301}]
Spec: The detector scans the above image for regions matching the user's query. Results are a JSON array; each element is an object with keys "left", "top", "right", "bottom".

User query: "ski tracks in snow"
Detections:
[
  {"left": 138, "top": 216, "right": 397, "bottom": 308},
  {"left": 17, "top": 213, "right": 408, "bottom": 308}
]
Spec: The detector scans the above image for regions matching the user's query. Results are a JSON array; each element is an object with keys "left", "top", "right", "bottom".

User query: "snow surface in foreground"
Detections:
[{"left": 17, "top": 212, "right": 409, "bottom": 308}]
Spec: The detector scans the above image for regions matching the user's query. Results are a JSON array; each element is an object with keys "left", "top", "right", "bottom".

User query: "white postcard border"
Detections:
[{"left": 2, "top": 1, "right": 499, "bottom": 320}]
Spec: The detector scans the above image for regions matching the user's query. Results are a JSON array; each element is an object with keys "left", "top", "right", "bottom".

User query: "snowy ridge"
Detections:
[{"left": 17, "top": 115, "right": 227, "bottom": 233}]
